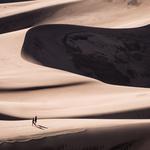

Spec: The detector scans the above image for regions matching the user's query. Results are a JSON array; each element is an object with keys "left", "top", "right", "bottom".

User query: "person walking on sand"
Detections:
[
  {"left": 34, "top": 116, "right": 38, "bottom": 125},
  {"left": 32, "top": 116, "right": 37, "bottom": 126},
  {"left": 32, "top": 117, "right": 35, "bottom": 126},
  {"left": 32, "top": 116, "right": 48, "bottom": 130}
]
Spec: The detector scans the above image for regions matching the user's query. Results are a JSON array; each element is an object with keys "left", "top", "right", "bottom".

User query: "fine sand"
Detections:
[{"left": 0, "top": 0, "right": 150, "bottom": 150}]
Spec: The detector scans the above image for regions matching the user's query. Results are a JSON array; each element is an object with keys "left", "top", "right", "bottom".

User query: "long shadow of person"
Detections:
[
  {"left": 32, "top": 116, "right": 48, "bottom": 130},
  {"left": 36, "top": 125, "right": 48, "bottom": 130}
]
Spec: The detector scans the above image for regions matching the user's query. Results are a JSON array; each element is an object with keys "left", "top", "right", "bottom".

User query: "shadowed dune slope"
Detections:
[
  {"left": 78, "top": 107, "right": 150, "bottom": 119},
  {"left": 0, "top": 81, "right": 89, "bottom": 93},
  {"left": 0, "top": 0, "right": 32, "bottom": 3},
  {"left": 22, "top": 24, "right": 150, "bottom": 87},
  {"left": 1, "top": 0, "right": 150, "bottom": 33},
  {"left": 0, "top": 113, "right": 26, "bottom": 120},
  {"left": 1, "top": 30, "right": 149, "bottom": 120},
  {"left": 1, "top": 119, "right": 150, "bottom": 150},
  {"left": 0, "top": 1, "right": 79, "bottom": 34}
]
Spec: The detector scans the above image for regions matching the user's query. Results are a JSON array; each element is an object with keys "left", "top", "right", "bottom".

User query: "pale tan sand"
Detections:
[
  {"left": 0, "top": 0, "right": 150, "bottom": 149},
  {"left": 1, "top": 0, "right": 150, "bottom": 31},
  {"left": 43, "top": 0, "right": 150, "bottom": 28},
  {"left": 1, "top": 119, "right": 150, "bottom": 148},
  {"left": 0, "top": 30, "right": 150, "bottom": 119},
  {"left": 1, "top": 0, "right": 150, "bottom": 35},
  {"left": 0, "top": 0, "right": 80, "bottom": 17}
]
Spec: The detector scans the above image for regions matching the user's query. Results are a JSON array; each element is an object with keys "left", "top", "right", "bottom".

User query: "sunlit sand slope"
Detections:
[
  {"left": 1, "top": 0, "right": 150, "bottom": 33},
  {"left": 1, "top": 119, "right": 150, "bottom": 150}
]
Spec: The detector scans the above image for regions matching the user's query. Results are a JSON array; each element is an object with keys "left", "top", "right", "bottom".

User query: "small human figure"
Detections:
[
  {"left": 34, "top": 116, "right": 37, "bottom": 125},
  {"left": 32, "top": 116, "right": 48, "bottom": 130},
  {"left": 32, "top": 117, "right": 35, "bottom": 126}
]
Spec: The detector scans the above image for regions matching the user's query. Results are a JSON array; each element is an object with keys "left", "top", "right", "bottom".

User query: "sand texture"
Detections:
[{"left": 0, "top": 0, "right": 150, "bottom": 149}]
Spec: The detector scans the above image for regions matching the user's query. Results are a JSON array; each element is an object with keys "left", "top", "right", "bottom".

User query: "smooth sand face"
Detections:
[
  {"left": 0, "top": 29, "right": 150, "bottom": 119},
  {"left": 44, "top": 0, "right": 150, "bottom": 28},
  {"left": 0, "top": 0, "right": 81, "bottom": 17},
  {"left": 0, "top": 0, "right": 150, "bottom": 149}
]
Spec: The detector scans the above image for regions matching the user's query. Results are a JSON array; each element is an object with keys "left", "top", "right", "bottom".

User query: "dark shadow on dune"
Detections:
[
  {"left": 0, "top": 130, "right": 146, "bottom": 150},
  {"left": 0, "top": 113, "right": 26, "bottom": 120},
  {"left": 110, "top": 140, "right": 138, "bottom": 150},
  {"left": 35, "top": 125, "right": 48, "bottom": 130},
  {"left": 0, "top": 1, "right": 80, "bottom": 33},
  {"left": 22, "top": 24, "right": 150, "bottom": 88},
  {"left": 0, "top": 0, "right": 32, "bottom": 3},
  {"left": 75, "top": 107, "right": 150, "bottom": 119},
  {"left": 0, "top": 81, "right": 90, "bottom": 93},
  {"left": 2, "top": 107, "right": 150, "bottom": 120},
  {"left": 127, "top": 0, "right": 141, "bottom": 6}
]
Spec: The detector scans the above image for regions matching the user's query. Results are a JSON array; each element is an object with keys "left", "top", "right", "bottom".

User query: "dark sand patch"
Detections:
[
  {"left": 76, "top": 107, "right": 150, "bottom": 119},
  {"left": 22, "top": 24, "right": 150, "bottom": 88},
  {"left": 0, "top": 81, "right": 90, "bottom": 93},
  {"left": 0, "top": 0, "right": 32, "bottom": 3},
  {"left": 0, "top": 113, "right": 26, "bottom": 120},
  {"left": 2, "top": 107, "right": 150, "bottom": 120},
  {"left": 0, "top": 1, "right": 79, "bottom": 33},
  {"left": 1, "top": 123, "right": 150, "bottom": 150}
]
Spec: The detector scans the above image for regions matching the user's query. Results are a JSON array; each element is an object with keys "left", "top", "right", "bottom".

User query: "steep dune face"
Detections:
[
  {"left": 0, "top": 0, "right": 81, "bottom": 33},
  {"left": 0, "top": 27, "right": 150, "bottom": 120},
  {"left": 1, "top": 0, "right": 150, "bottom": 33},
  {"left": 22, "top": 24, "right": 150, "bottom": 87},
  {"left": 0, "top": 0, "right": 32, "bottom": 3}
]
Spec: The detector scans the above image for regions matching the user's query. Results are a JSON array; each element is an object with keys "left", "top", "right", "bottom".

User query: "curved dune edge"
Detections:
[
  {"left": 0, "top": 113, "right": 26, "bottom": 120},
  {"left": 22, "top": 24, "right": 150, "bottom": 87},
  {"left": 0, "top": 0, "right": 81, "bottom": 33},
  {"left": 0, "top": 0, "right": 33, "bottom": 3},
  {"left": 1, "top": 119, "right": 150, "bottom": 150},
  {"left": 1, "top": 0, "right": 150, "bottom": 33},
  {"left": 0, "top": 86, "right": 150, "bottom": 119},
  {"left": 0, "top": 27, "right": 149, "bottom": 119}
]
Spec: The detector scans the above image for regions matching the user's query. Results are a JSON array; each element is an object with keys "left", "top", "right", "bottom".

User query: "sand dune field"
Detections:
[{"left": 0, "top": 0, "right": 150, "bottom": 149}]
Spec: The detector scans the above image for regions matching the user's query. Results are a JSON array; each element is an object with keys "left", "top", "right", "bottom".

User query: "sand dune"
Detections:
[
  {"left": 0, "top": 0, "right": 80, "bottom": 33},
  {"left": 1, "top": 0, "right": 150, "bottom": 33},
  {"left": 44, "top": 0, "right": 150, "bottom": 28},
  {"left": 22, "top": 24, "right": 150, "bottom": 87},
  {"left": 0, "top": 0, "right": 150, "bottom": 149},
  {"left": 1, "top": 119, "right": 150, "bottom": 150}
]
